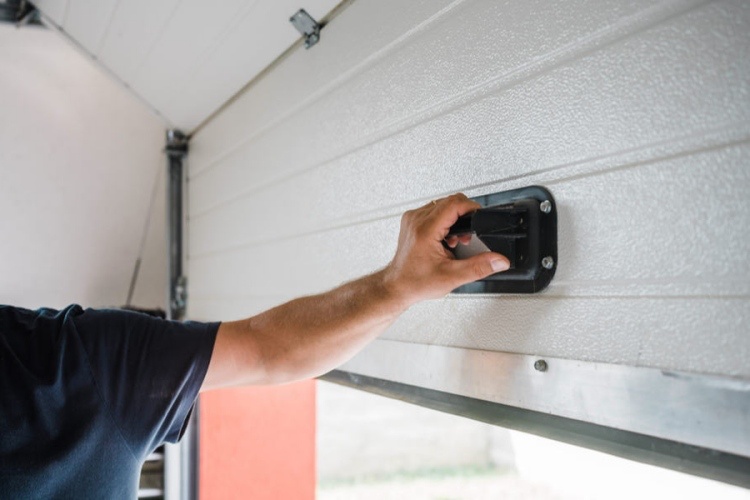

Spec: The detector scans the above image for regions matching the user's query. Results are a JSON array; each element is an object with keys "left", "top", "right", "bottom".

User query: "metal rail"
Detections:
[{"left": 323, "top": 340, "right": 750, "bottom": 488}]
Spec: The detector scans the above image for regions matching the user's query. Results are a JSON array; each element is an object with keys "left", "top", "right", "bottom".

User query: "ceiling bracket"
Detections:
[
  {"left": 0, "top": 0, "right": 42, "bottom": 26},
  {"left": 289, "top": 8, "right": 322, "bottom": 49}
]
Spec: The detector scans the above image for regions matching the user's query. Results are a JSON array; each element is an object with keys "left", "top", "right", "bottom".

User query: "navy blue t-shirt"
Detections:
[{"left": 0, "top": 304, "right": 219, "bottom": 498}]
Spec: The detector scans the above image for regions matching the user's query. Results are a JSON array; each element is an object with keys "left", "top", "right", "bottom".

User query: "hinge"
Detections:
[{"left": 289, "top": 8, "right": 322, "bottom": 49}]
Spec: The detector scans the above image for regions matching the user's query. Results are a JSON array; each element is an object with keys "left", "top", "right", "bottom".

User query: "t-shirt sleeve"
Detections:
[{"left": 69, "top": 307, "right": 219, "bottom": 458}]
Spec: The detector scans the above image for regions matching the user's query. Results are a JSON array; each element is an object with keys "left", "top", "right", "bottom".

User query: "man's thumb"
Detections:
[{"left": 452, "top": 252, "right": 510, "bottom": 284}]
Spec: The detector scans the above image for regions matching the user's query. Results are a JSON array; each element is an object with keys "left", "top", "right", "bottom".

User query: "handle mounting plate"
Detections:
[{"left": 448, "top": 185, "right": 557, "bottom": 294}]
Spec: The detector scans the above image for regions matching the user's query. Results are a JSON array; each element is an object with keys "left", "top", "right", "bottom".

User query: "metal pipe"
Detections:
[
  {"left": 166, "top": 129, "right": 188, "bottom": 322},
  {"left": 163, "top": 129, "right": 197, "bottom": 500}
]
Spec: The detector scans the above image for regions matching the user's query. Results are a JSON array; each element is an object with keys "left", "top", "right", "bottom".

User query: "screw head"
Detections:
[
  {"left": 540, "top": 200, "right": 552, "bottom": 214},
  {"left": 542, "top": 256, "right": 554, "bottom": 269},
  {"left": 534, "top": 359, "right": 548, "bottom": 372}
]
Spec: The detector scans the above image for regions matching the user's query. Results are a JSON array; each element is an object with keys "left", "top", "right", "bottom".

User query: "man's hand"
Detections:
[
  {"left": 383, "top": 193, "right": 510, "bottom": 307},
  {"left": 202, "top": 193, "right": 510, "bottom": 389}
]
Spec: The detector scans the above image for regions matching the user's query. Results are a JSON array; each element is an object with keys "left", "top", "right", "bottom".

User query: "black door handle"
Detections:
[{"left": 446, "top": 186, "right": 557, "bottom": 294}]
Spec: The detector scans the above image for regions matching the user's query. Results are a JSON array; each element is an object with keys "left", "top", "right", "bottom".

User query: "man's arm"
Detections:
[{"left": 201, "top": 193, "right": 510, "bottom": 390}]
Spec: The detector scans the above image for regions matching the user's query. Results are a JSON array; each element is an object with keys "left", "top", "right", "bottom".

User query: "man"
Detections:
[{"left": 0, "top": 194, "right": 509, "bottom": 498}]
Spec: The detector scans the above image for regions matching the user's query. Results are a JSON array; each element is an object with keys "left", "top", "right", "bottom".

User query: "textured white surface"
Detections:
[
  {"left": 188, "top": 0, "right": 750, "bottom": 380},
  {"left": 33, "top": 0, "right": 341, "bottom": 131},
  {"left": 0, "top": 25, "right": 167, "bottom": 310}
]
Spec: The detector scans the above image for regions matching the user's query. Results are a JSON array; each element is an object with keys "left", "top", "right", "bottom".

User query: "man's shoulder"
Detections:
[{"left": 0, "top": 303, "right": 84, "bottom": 327}]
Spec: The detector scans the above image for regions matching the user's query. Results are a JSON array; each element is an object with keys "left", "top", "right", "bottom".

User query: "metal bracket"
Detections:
[
  {"left": 165, "top": 129, "right": 189, "bottom": 158},
  {"left": 289, "top": 9, "right": 322, "bottom": 49},
  {"left": 0, "top": 0, "right": 42, "bottom": 26}
]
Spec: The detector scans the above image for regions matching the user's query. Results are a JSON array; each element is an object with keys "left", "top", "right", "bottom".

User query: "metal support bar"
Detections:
[
  {"left": 326, "top": 340, "right": 750, "bottom": 488},
  {"left": 321, "top": 370, "right": 750, "bottom": 489},
  {"left": 166, "top": 129, "right": 188, "bottom": 322},
  {"left": 163, "top": 129, "right": 198, "bottom": 500}
]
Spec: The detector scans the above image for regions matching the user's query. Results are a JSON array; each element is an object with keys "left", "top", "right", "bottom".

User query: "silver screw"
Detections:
[
  {"left": 534, "top": 360, "right": 548, "bottom": 372},
  {"left": 542, "top": 256, "right": 554, "bottom": 269},
  {"left": 540, "top": 200, "right": 552, "bottom": 214}
]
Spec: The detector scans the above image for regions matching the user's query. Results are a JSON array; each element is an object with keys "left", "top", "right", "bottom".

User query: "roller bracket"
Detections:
[
  {"left": 447, "top": 186, "right": 557, "bottom": 293},
  {"left": 289, "top": 8, "right": 322, "bottom": 49}
]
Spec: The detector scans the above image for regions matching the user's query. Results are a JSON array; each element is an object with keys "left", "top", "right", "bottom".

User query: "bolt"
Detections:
[
  {"left": 534, "top": 359, "right": 548, "bottom": 372},
  {"left": 540, "top": 200, "right": 552, "bottom": 214},
  {"left": 542, "top": 256, "right": 554, "bottom": 269},
  {"left": 306, "top": 34, "right": 319, "bottom": 48}
]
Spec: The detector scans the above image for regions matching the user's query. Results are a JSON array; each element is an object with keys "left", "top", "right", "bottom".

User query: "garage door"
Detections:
[{"left": 187, "top": 0, "right": 750, "bottom": 486}]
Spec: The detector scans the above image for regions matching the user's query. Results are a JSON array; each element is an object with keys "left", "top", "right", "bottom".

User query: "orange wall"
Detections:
[{"left": 199, "top": 380, "right": 316, "bottom": 500}]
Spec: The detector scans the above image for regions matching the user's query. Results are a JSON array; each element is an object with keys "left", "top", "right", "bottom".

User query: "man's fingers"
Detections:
[
  {"left": 449, "top": 252, "right": 510, "bottom": 285},
  {"left": 429, "top": 195, "right": 481, "bottom": 238},
  {"left": 444, "top": 235, "right": 459, "bottom": 248},
  {"left": 444, "top": 233, "right": 476, "bottom": 249}
]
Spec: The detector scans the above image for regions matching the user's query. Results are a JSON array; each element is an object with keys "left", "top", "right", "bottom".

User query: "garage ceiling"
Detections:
[{"left": 32, "top": 0, "right": 340, "bottom": 131}]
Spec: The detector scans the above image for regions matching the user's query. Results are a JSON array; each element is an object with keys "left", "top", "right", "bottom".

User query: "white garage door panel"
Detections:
[
  {"left": 188, "top": 145, "right": 748, "bottom": 301},
  {"left": 384, "top": 297, "right": 749, "bottom": 377},
  {"left": 189, "top": 288, "right": 748, "bottom": 378},
  {"left": 188, "top": 0, "right": 747, "bottom": 221},
  {"left": 188, "top": 124, "right": 749, "bottom": 261}
]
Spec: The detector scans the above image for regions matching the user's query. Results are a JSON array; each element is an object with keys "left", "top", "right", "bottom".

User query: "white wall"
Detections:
[{"left": 0, "top": 24, "right": 168, "bottom": 310}]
